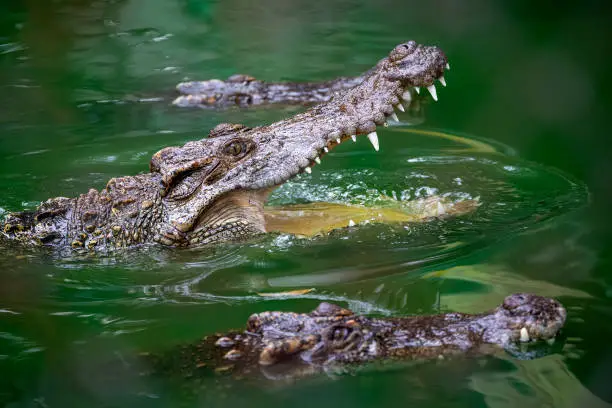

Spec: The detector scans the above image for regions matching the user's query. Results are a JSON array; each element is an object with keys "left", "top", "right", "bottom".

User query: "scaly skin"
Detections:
[
  {"left": 146, "top": 293, "right": 566, "bottom": 381},
  {"left": 1, "top": 41, "right": 450, "bottom": 252}
]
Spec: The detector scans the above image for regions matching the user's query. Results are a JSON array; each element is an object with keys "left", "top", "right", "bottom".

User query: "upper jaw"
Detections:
[{"left": 227, "top": 49, "right": 449, "bottom": 192}]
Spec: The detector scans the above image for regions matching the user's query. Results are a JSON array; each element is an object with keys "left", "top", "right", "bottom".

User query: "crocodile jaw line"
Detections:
[
  {"left": 263, "top": 77, "right": 448, "bottom": 182},
  {"left": 239, "top": 46, "right": 450, "bottom": 191}
]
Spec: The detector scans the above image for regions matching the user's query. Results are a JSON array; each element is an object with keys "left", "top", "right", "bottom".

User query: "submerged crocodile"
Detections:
[
  {"left": 145, "top": 293, "right": 566, "bottom": 382},
  {"left": 1, "top": 41, "right": 453, "bottom": 252}
]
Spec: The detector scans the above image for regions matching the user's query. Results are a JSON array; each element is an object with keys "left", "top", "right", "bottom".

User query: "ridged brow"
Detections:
[{"left": 160, "top": 157, "right": 215, "bottom": 197}]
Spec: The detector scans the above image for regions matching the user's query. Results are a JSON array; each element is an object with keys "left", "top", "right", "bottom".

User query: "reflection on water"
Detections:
[{"left": 469, "top": 355, "right": 610, "bottom": 408}]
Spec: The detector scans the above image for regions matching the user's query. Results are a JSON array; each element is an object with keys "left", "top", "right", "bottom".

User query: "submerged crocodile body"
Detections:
[
  {"left": 1, "top": 41, "right": 451, "bottom": 252},
  {"left": 146, "top": 293, "right": 566, "bottom": 382}
]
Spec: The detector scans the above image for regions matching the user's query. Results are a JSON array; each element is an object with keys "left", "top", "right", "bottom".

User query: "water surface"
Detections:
[{"left": 1, "top": 2, "right": 611, "bottom": 407}]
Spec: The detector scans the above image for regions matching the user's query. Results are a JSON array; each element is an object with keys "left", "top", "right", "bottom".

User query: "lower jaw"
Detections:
[{"left": 181, "top": 189, "right": 272, "bottom": 246}]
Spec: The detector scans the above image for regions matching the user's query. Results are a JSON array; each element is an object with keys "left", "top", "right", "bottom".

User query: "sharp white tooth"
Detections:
[
  {"left": 446, "top": 63, "right": 450, "bottom": 70},
  {"left": 314, "top": 157, "right": 321, "bottom": 164},
  {"left": 439, "top": 76, "right": 446, "bottom": 87},
  {"left": 401, "top": 91, "right": 412, "bottom": 102},
  {"left": 427, "top": 84, "right": 438, "bottom": 101},
  {"left": 390, "top": 112, "right": 399, "bottom": 122},
  {"left": 351, "top": 135, "right": 356, "bottom": 142},
  {"left": 395, "top": 103, "right": 405, "bottom": 112},
  {"left": 520, "top": 327, "right": 530, "bottom": 342},
  {"left": 415, "top": 86, "right": 420, "bottom": 94},
  {"left": 336, "top": 138, "right": 341, "bottom": 144},
  {"left": 304, "top": 167, "right": 312, "bottom": 174},
  {"left": 348, "top": 219, "right": 356, "bottom": 227},
  {"left": 324, "top": 147, "right": 329, "bottom": 153},
  {"left": 367, "top": 131, "right": 379, "bottom": 151}
]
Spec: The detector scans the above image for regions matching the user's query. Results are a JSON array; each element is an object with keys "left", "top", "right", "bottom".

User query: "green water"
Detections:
[{"left": 1, "top": 1, "right": 611, "bottom": 407}]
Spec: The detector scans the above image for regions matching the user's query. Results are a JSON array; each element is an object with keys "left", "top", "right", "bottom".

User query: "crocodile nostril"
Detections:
[
  {"left": 503, "top": 293, "right": 533, "bottom": 310},
  {"left": 403, "top": 41, "right": 417, "bottom": 51}
]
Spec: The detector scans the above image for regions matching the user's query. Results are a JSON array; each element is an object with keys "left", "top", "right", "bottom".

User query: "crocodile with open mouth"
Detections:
[
  {"left": 145, "top": 293, "right": 566, "bottom": 382},
  {"left": 1, "top": 41, "right": 459, "bottom": 252}
]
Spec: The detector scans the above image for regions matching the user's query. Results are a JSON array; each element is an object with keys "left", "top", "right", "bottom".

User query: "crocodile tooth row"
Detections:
[{"left": 299, "top": 69, "right": 449, "bottom": 176}]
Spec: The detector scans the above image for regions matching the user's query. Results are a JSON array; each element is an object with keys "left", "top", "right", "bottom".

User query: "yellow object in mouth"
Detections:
[{"left": 264, "top": 196, "right": 480, "bottom": 237}]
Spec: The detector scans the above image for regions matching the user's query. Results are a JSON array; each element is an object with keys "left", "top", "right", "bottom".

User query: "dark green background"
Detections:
[{"left": 0, "top": 1, "right": 611, "bottom": 407}]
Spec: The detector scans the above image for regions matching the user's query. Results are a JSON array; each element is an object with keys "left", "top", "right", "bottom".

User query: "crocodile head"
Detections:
[
  {"left": 481, "top": 292, "right": 567, "bottom": 345},
  {"left": 148, "top": 41, "right": 448, "bottom": 247},
  {"left": 148, "top": 123, "right": 268, "bottom": 246}
]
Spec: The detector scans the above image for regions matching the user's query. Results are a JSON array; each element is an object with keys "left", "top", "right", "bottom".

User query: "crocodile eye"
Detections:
[
  {"left": 223, "top": 141, "right": 245, "bottom": 157},
  {"left": 331, "top": 326, "right": 351, "bottom": 342},
  {"left": 324, "top": 324, "right": 362, "bottom": 350}
]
